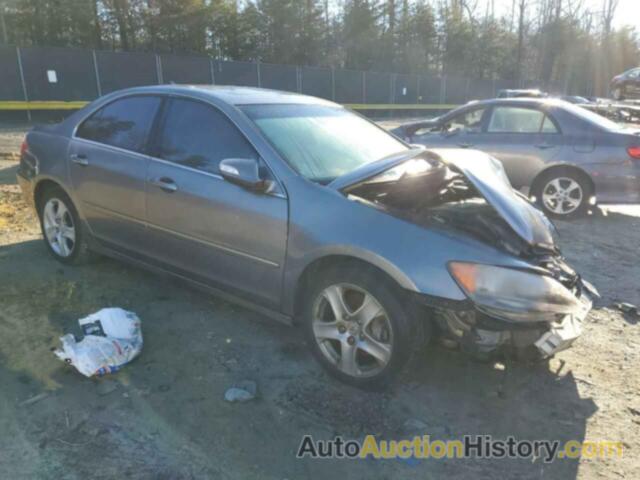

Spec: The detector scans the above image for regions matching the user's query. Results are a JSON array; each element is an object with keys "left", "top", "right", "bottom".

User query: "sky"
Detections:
[{"left": 494, "top": 0, "right": 639, "bottom": 29}]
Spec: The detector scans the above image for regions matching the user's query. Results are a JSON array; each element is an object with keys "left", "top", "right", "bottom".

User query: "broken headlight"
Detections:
[{"left": 448, "top": 262, "right": 583, "bottom": 323}]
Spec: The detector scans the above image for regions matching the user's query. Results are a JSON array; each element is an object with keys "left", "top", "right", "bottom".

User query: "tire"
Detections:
[
  {"left": 38, "top": 185, "right": 92, "bottom": 264},
  {"left": 612, "top": 87, "right": 624, "bottom": 101},
  {"left": 301, "top": 263, "right": 425, "bottom": 389},
  {"left": 532, "top": 169, "right": 592, "bottom": 220}
]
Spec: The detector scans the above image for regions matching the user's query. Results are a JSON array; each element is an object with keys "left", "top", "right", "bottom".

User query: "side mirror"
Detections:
[{"left": 219, "top": 158, "right": 268, "bottom": 192}]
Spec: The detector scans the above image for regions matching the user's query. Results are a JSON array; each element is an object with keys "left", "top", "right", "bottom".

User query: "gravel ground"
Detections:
[{"left": 1, "top": 125, "right": 639, "bottom": 479}]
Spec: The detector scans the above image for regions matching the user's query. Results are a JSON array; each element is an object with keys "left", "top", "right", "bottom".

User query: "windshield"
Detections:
[{"left": 241, "top": 104, "right": 408, "bottom": 182}]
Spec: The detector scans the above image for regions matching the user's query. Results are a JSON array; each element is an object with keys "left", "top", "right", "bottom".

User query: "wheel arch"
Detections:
[
  {"left": 289, "top": 254, "right": 417, "bottom": 323},
  {"left": 530, "top": 164, "right": 595, "bottom": 199},
  {"left": 33, "top": 177, "right": 72, "bottom": 212}
]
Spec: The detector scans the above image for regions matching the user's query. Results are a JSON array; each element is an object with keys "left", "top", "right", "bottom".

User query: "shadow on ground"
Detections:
[{"left": 0, "top": 238, "right": 597, "bottom": 479}]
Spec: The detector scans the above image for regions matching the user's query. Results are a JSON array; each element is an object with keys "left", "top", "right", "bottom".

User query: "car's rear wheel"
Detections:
[
  {"left": 38, "top": 186, "right": 91, "bottom": 264},
  {"left": 302, "top": 263, "right": 423, "bottom": 389},
  {"left": 533, "top": 169, "right": 592, "bottom": 220},
  {"left": 612, "top": 87, "right": 624, "bottom": 101}
]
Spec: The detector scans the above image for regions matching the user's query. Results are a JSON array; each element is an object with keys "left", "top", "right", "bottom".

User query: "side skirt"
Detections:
[{"left": 90, "top": 241, "right": 294, "bottom": 327}]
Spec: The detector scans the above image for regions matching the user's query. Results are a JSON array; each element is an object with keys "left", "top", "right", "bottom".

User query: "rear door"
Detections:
[
  {"left": 479, "top": 105, "right": 563, "bottom": 188},
  {"left": 144, "top": 97, "right": 288, "bottom": 308},
  {"left": 69, "top": 95, "right": 161, "bottom": 251}
]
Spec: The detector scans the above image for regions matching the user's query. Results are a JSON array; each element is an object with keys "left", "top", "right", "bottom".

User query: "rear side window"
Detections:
[
  {"left": 76, "top": 96, "right": 161, "bottom": 153},
  {"left": 488, "top": 106, "right": 558, "bottom": 133},
  {"left": 155, "top": 98, "right": 257, "bottom": 174}
]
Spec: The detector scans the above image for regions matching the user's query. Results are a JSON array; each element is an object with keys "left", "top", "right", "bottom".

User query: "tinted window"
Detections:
[
  {"left": 157, "top": 99, "right": 257, "bottom": 174},
  {"left": 77, "top": 96, "right": 161, "bottom": 152},
  {"left": 488, "top": 106, "right": 553, "bottom": 133}
]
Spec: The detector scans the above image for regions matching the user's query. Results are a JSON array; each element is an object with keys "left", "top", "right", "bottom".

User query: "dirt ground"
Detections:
[{"left": 1, "top": 126, "right": 639, "bottom": 479}]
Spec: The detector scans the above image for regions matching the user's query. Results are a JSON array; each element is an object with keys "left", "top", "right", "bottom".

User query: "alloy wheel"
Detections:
[
  {"left": 43, "top": 198, "right": 76, "bottom": 257},
  {"left": 541, "top": 177, "right": 583, "bottom": 216},
  {"left": 311, "top": 283, "right": 393, "bottom": 378}
]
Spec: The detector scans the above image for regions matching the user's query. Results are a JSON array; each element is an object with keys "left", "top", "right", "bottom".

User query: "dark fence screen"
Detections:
[
  {"left": 394, "top": 74, "right": 419, "bottom": 104},
  {"left": 418, "top": 74, "right": 442, "bottom": 103},
  {"left": 0, "top": 46, "right": 23, "bottom": 101},
  {"left": 334, "top": 69, "right": 363, "bottom": 103},
  {"left": 20, "top": 46, "right": 97, "bottom": 100},
  {"left": 1, "top": 45, "right": 532, "bottom": 109},
  {"left": 260, "top": 63, "right": 298, "bottom": 92},
  {"left": 364, "top": 72, "right": 391, "bottom": 104},
  {"left": 161, "top": 54, "right": 211, "bottom": 84},
  {"left": 301, "top": 66, "right": 332, "bottom": 100},
  {"left": 96, "top": 50, "right": 158, "bottom": 94},
  {"left": 213, "top": 60, "right": 258, "bottom": 87}
]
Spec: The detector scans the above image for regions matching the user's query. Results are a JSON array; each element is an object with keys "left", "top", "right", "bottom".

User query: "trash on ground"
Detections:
[
  {"left": 224, "top": 380, "right": 257, "bottom": 403},
  {"left": 53, "top": 308, "right": 143, "bottom": 377}
]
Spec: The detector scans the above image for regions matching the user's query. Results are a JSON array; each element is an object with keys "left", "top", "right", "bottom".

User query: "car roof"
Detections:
[
  {"left": 460, "top": 97, "right": 569, "bottom": 109},
  {"left": 113, "top": 84, "right": 337, "bottom": 107}
]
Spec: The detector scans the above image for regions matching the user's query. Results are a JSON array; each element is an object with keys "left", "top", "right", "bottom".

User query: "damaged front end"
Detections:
[{"left": 333, "top": 148, "right": 597, "bottom": 361}]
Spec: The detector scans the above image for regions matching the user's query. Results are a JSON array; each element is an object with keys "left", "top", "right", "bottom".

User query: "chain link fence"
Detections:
[{"left": 1, "top": 45, "right": 529, "bottom": 109}]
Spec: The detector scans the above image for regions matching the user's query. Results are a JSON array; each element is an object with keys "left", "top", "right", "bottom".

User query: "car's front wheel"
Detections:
[
  {"left": 302, "top": 263, "right": 423, "bottom": 389},
  {"left": 38, "top": 186, "right": 91, "bottom": 264},
  {"left": 533, "top": 169, "right": 592, "bottom": 220}
]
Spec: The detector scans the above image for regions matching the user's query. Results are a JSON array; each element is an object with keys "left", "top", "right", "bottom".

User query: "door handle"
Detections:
[
  {"left": 151, "top": 177, "right": 178, "bottom": 193},
  {"left": 535, "top": 143, "right": 554, "bottom": 150},
  {"left": 70, "top": 153, "right": 89, "bottom": 166},
  {"left": 458, "top": 143, "right": 473, "bottom": 148}
]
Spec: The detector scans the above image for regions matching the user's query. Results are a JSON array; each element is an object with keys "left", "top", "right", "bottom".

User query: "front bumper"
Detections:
[
  {"left": 534, "top": 293, "right": 591, "bottom": 357},
  {"left": 429, "top": 289, "right": 594, "bottom": 361}
]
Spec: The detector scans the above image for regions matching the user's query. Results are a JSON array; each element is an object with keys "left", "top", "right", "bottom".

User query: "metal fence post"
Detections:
[
  {"left": 390, "top": 74, "right": 396, "bottom": 104},
  {"left": 331, "top": 67, "right": 335, "bottom": 101},
  {"left": 296, "top": 66, "right": 302, "bottom": 93},
  {"left": 155, "top": 54, "right": 163, "bottom": 84},
  {"left": 256, "top": 60, "right": 261, "bottom": 87},
  {"left": 16, "top": 46, "right": 31, "bottom": 122},
  {"left": 92, "top": 50, "right": 102, "bottom": 97},
  {"left": 362, "top": 71, "right": 366, "bottom": 103},
  {"left": 416, "top": 75, "right": 421, "bottom": 103},
  {"left": 209, "top": 58, "right": 216, "bottom": 84},
  {"left": 440, "top": 74, "right": 446, "bottom": 104}
]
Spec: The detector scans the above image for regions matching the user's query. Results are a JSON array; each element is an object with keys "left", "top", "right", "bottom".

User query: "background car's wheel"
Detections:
[
  {"left": 532, "top": 169, "right": 592, "bottom": 220},
  {"left": 302, "top": 263, "right": 425, "bottom": 389},
  {"left": 612, "top": 87, "right": 624, "bottom": 101},
  {"left": 38, "top": 186, "right": 91, "bottom": 264}
]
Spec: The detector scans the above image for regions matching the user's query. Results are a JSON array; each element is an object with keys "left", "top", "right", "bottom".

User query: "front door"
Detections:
[
  {"left": 69, "top": 95, "right": 161, "bottom": 251},
  {"left": 144, "top": 97, "right": 288, "bottom": 308}
]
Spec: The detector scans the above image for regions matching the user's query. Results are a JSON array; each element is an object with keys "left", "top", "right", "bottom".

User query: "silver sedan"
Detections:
[{"left": 392, "top": 98, "right": 640, "bottom": 219}]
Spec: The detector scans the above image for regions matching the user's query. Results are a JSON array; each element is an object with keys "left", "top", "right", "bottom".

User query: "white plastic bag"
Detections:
[{"left": 54, "top": 308, "right": 143, "bottom": 377}]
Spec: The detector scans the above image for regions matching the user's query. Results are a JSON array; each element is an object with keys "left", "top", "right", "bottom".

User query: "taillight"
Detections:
[
  {"left": 628, "top": 146, "right": 640, "bottom": 159},
  {"left": 20, "top": 138, "right": 28, "bottom": 157}
]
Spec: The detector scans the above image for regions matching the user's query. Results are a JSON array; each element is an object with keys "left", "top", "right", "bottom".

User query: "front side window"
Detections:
[
  {"left": 445, "top": 108, "right": 486, "bottom": 133},
  {"left": 156, "top": 98, "right": 257, "bottom": 174},
  {"left": 487, "top": 106, "right": 557, "bottom": 133},
  {"left": 241, "top": 104, "right": 407, "bottom": 182},
  {"left": 76, "top": 96, "right": 161, "bottom": 153}
]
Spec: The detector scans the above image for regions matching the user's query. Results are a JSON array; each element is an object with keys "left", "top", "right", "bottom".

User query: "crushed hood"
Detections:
[{"left": 329, "top": 148, "right": 556, "bottom": 248}]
